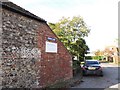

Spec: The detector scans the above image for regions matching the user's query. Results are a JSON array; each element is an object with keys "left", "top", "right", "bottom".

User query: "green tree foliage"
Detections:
[
  {"left": 85, "top": 56, "right": 93, "bottom": 60},
  {"left": 48, "top": 16, "right": 90, "bottom": 61},
  {"left": 94, "top": 50, "right": 104, "bottom": 60}
]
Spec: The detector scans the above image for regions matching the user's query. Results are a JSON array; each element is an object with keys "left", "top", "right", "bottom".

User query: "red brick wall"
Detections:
[{"left": 37, "top": 23, "right": 73, "bottom": 87}]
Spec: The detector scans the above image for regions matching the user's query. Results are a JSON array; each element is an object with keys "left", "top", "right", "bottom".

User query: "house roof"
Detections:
[{"left": 0, "top": 1, "right": 46, "bottom": 23}]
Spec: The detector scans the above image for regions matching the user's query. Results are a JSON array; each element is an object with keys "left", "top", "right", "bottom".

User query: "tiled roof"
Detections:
[{"left": 0, "top": 1, "right": 46, "bottom": 23}]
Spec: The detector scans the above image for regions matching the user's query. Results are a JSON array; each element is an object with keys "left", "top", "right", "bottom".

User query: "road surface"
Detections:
[{"left": 73, "top": 63, "right": 120, "bottom": 89}]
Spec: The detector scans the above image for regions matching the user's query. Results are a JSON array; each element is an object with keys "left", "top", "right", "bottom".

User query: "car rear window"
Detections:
[{"left": 86, "top": 61, "right": 99, "bottom": 65}]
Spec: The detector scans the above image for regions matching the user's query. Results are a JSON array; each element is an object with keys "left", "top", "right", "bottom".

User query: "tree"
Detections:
[
  {"left": 48, "top": 16, "right": 90, "bottom": 61},
  {"left": 94, "top": 50, "right": 104, "bottom": 60}
]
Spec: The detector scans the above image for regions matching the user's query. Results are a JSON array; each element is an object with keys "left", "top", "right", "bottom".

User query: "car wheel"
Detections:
[
  {"left": 99, "top": 73, "right": 103, "bottom": 77},
  {"left": 82, "top": 71, "right": 87, "bottom": 76},
  {"left": 83, "top": 73, "right": 86, "bottom": 76},
  {"left": 100, "top": 74, "right": 103, "bottom": 77}
]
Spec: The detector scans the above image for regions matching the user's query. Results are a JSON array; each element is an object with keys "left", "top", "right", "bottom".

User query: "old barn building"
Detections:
[{"left": 0, "top": 1, "right": 73, "bottom": 88}]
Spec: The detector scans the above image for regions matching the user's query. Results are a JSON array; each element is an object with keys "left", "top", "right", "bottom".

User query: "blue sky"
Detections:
[{"left": 10, "top": 0, "right": 119, "bottom": 52}]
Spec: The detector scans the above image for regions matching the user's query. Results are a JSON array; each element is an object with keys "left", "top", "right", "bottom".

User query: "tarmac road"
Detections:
[{"left": 73, "top": 63, "right": 120, "bottom": 89}]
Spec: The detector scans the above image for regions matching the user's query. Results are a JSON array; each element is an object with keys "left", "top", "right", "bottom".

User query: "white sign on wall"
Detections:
[{"left": 45, "top": 41, "right": 57, "bottom": 53}]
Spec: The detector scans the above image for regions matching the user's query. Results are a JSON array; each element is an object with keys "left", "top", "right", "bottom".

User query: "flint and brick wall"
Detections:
[
  {"left": 1, "top": 6, "right": 73, "bottom": 88},
  {"left": 0, "top": 3, "right": 2, "bottom": 88},
  {"left": 2, "top": 8, "right": 41, "bottom": 88}
]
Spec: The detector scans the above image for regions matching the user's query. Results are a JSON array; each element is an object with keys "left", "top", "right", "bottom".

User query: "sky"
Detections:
[{"left": 9, "top": 0, "right": 119, "bottom": 52}]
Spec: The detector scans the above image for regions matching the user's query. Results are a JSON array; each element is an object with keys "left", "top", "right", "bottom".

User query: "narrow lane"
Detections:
[{"left": 73, "top": 63, "right": 119, "bottom": 89}]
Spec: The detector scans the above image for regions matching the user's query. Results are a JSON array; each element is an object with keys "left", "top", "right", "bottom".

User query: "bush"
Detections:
[
  {"left": 85, "top": 56, "right": 92, "bottom": 60},
  {"left": 92, "top": 56, "right": 104, "bottom": 60},
  {"left": 73, "top": 60, "right": 80, "bottom": 69}
]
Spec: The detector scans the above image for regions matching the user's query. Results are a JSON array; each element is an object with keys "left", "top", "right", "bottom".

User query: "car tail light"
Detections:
[
  {"left": 98, "top": 67, "right": 102, "bottom": 70},
  {"left": 82, "top": 67, "right": 86, "bottom": 70},
  {"left": 82, "top": 66, "right": 87, "bottom": 70}
]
